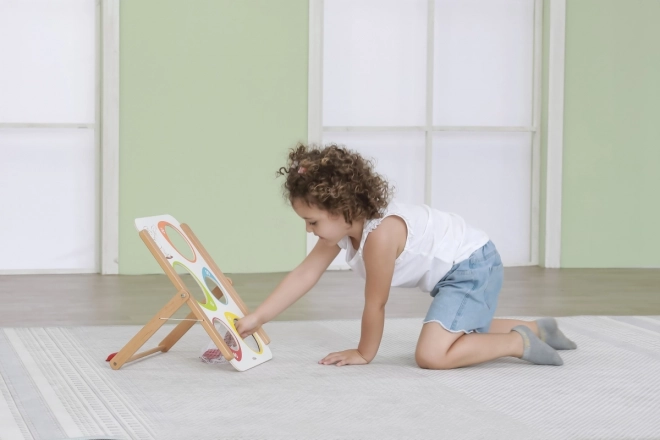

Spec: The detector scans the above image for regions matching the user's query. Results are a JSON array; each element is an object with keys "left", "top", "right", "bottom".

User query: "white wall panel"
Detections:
[
  {"left": 0, "top": 0, "right": 96, "bottom": 123},
  {"left": 323, "top": 0, "right": 427, "bottom": 126},
  {"left": 0, "top": 129, "right": 98, "bottom": 270},
  {"left": 433, "top": 0, "right": 534, "bottom": 126},
  {"left": 432, "top": 131, "right": 532, "bottom": 264}
]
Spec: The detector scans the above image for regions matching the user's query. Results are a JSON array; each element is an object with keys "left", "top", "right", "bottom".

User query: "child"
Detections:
[{"left": 236, "top": 144, "right": 576, "bottom": 369}]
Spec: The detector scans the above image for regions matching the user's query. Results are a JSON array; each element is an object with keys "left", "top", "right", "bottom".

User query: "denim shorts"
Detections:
[{"left": 423, "top": 240, "right": 503, "bottom": 333}]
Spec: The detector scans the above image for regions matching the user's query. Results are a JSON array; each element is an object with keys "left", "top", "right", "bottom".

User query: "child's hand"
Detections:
[
  {"left": 319, "top": 349, "right": 369, "bottom": 367},
  {"left": 236, "top": 313, "right": 263, "bottom": 339}
]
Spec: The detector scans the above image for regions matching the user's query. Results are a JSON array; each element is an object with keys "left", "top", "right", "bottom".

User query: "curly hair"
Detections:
[{"left": 276, "top": 143, "right": 393, "bottom": 223}]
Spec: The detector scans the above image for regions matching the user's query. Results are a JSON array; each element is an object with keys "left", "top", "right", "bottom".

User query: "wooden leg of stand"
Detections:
[{"left": 110, "top": 290, "right": 189, "bottom": 370}]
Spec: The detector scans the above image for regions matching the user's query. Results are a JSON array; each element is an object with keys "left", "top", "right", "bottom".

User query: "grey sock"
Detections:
[
  {"left": 537, "top": 318, "right": 577, "bottom": 350},
  {"left": 512, "top": 325, "right": 563, "bottom": 366}
]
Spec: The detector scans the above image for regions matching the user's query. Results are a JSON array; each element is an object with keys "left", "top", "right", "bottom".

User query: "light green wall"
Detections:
[
  {"left": 119, "top": 0, "right": 308, "bottom": 274},
  {"left": 561, "top": 0, "right": 660, "bottom": 267}
]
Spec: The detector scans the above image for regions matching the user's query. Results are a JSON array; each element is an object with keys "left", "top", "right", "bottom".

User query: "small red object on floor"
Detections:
[{"left": 106, "top": 352, "right": 117, "bottom": 362}]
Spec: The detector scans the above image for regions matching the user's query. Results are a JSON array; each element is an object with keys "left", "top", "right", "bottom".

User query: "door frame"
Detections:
[
  {"left": 101, "top": 0, "right": 120, "bottom": 274},
  {"left": 543, "top": 0, "right": 566, "bottom": 269}
]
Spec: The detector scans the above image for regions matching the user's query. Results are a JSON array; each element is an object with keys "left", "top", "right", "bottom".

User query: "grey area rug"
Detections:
[{"left": 1, "top": 316, "right": 660, "bottom": 440}]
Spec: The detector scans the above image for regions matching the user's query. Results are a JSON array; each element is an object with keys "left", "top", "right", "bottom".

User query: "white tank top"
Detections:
[{"left": 338, "top": 202, "right": 489, "bottom": 292}]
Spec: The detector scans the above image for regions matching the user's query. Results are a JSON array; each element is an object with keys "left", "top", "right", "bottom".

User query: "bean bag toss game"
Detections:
[{"left": 106, "top": 215, "right": 272, "bottom": 372}]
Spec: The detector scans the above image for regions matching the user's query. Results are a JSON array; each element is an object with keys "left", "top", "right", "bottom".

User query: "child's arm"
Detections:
[
  {"left": 320, "top": 217, "right": 406, "bottom": 366},
  {"left": 236, "top": 240, "right": 340, "bottom": 338},
  {"left": 356, "top": 228, "right": 398, "bottom": 360}
]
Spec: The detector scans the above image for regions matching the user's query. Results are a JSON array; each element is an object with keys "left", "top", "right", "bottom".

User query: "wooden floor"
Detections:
[{"left": 1, "top": 267, "right": 659, "bottom": 327}]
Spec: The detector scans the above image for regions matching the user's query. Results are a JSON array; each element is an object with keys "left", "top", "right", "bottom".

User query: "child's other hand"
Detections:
[
  {"left": 319, "top": 349, "right": 369, "bottom": 367},
  {"left": 236, "top": 313, "right": 262, "bottom": 339}
]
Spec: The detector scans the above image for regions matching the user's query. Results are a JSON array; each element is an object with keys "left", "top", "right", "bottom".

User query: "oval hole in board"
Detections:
[
  {"left": 216, "top": 319, "right": 240, "bottom": 352},
  {"left": 204, "top": 275, "right": 228, "bottom": 306},
  {"left": 163, "top": 224, "right": 195, "bottom": 261}
]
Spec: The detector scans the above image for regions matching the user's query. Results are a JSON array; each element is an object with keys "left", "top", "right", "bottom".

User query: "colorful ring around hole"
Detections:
[
  {"left": 225, "top": 311, "right": 264, "bottom": 355},
  {"left": 158, "top": 221, "right": 197, "bottom": 263}
]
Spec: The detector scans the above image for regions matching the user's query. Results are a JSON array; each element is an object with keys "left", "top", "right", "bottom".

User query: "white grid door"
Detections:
[
  {"left": 0, "top": 0, "right": 100, "bottom": 273},
  {"left": 309, "top": 0, "right": 542, "bottom": 268}
]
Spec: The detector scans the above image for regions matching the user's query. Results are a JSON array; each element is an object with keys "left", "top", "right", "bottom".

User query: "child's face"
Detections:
[{"left": 292, "top": 198, "right": 351, "bottom": 245}]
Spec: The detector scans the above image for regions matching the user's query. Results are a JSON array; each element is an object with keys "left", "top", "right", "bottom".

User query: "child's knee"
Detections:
[{"left": 415, "top": 348, "right": 453, "bottom": 370}]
